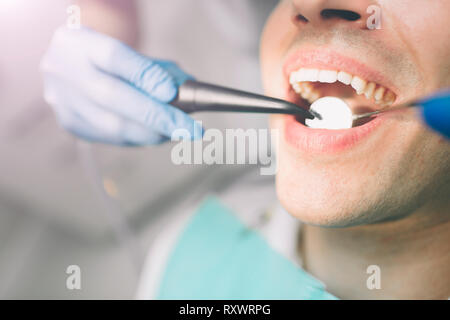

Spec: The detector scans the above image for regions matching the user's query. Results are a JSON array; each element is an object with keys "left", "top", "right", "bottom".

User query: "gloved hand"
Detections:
[
  {"left": 420, "top": 90, "right": 450, "bottom": 139},
  {"left": 41, "top": 26, "right": 203, "bottom": 146}
]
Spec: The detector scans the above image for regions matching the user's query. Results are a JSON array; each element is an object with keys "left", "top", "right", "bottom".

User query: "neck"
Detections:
[{"left": 300, "top": 190, "right": 450, "bottom": 299}]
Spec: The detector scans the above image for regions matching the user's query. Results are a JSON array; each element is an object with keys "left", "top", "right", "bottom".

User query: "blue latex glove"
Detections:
[
  {"left": 41, "top": 26, "right": 203, "bottom": 145},
  {"left": 420, "top": 90, "right": 450, "bottom": 139}
]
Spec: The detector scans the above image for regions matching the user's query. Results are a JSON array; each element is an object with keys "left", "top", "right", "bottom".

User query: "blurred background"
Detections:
[{"left": 0, "top": 0, "right": 278, "bottom": 298}]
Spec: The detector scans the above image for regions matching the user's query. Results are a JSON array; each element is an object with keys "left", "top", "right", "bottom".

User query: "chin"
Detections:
[
  {"left": 275, "top": 159, "right": 368, "bottom": 228},
  {"left": 275, "top": 168, "right": 389, "bottom": 228}
]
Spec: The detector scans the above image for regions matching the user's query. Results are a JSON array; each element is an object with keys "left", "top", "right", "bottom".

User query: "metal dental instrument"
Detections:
[
  {"left": 171, "top": 80, "right": 315, "bottom": 119},
  {"left": 352, "top": 100, "right": 420, "bottom": 121}
]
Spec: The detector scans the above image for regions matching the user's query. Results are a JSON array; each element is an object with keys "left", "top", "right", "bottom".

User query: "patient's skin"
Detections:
[{"left": 260, "top": 0, "right": 450, "bottom": 299}]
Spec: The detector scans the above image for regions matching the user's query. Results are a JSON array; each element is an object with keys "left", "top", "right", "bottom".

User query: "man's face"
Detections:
[{"left": 261, "top": 0, "right": 450, "bottom": 227}]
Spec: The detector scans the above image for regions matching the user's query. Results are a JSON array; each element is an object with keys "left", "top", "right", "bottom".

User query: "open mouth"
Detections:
[
  {"left": 289, "top": 67, "right": 397, "bottom": 128},
  {"left": 281, "top": 49, "right": 400, "bottom": 153},
  {"left": 283, "top": 49, "right": 400, "bottom": 130}
]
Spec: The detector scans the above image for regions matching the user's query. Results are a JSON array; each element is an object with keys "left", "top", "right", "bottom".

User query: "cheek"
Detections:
[
  {"left": 383, "top": 0, "right": 450, "bottom": 88},
  {"left": 260, "top": 2, "right": 292, "bottom": 97}
]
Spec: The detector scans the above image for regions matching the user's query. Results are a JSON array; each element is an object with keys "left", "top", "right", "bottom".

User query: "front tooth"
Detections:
[
  {"left": 298, "top": 68, "right": 319, "bottom": 82},
  {"left": 374, "top": 86, "right": 385, "bottom": 101},
  {"left": 295, "top": 69, "right": 309, "bottom": 82},
  {"left": 351, "top": 76, "right": 367, "bottom": 94},
  {"left": 337, "top": 71, "right": 353, "bottom": 85},
  {"left": 318, "top": 70, "right": 338, "bottom": 83},
  {"left": 364, "top": 82, "right": 376, "bottom": 99}
]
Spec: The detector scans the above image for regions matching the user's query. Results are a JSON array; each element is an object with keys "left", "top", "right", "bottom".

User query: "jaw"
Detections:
[{"left": 270, "top": 107, "right": 449, "bottom": 227}]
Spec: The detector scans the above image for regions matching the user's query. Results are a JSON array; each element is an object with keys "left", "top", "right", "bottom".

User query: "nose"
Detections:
[{"left": 291, "top": 0, "right": 377, "bottom": 30}]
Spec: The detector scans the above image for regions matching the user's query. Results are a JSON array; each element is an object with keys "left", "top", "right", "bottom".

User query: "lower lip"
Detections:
[{"left": 283, "top": 114, "right": 384, "bottom": 153}]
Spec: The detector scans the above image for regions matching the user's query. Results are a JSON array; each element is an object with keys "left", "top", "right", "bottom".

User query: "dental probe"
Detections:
[
  {"left": 351, "top": 100, "right": 420, "bottom": 121},
  {"left": 171, "top": 80, "right": 315, "bottom": 119},
  {"left": 353, "top": 90, "right": 450, "bottom": 124}
]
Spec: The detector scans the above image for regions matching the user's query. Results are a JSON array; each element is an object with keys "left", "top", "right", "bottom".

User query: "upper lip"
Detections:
[{"left": 282, "top": 48, "right": 400, "bottom": 108}]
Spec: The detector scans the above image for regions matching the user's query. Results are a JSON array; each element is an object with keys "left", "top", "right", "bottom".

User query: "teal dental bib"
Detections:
[{"left": 157, "top": 196, "right": 337, "bottom": 300}]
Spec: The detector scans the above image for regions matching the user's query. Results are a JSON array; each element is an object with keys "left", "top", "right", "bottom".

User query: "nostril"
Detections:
[
  {"left": 293, "top": 13, "right": 309, "bottom": 24},
  {"left": 321, "top": 9, "right": 361, "bottom": 21}
]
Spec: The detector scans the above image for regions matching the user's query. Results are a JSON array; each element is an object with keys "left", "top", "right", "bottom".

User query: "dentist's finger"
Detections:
[
  {"left": 58, "top": 26, "right": 192, "bottom": 102},
  {"left": 44, "top": 75, "right": 167, "bottom": 145},
  {"left": 59, "top": 68, "right": 203, "bottom": 139}
]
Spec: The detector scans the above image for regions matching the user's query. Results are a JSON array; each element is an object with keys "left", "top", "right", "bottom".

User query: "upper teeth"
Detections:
[{"left": 289, "top": 68, "right": 396, "bottom": 107}]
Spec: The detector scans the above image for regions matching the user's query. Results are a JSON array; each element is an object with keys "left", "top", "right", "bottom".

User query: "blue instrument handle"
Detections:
[{"left": 420, "top": 89, "right": 450, "bottom": 139}]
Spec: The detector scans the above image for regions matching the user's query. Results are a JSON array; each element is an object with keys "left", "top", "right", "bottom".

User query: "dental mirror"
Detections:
[{"left": 305, "top": 97, "right": 353, "bottom": 129}]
